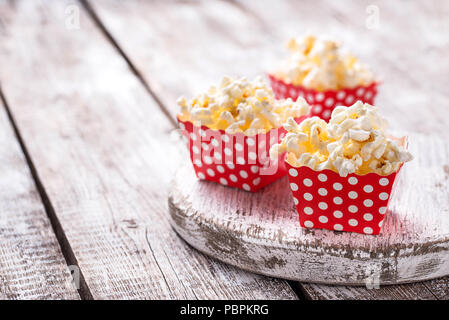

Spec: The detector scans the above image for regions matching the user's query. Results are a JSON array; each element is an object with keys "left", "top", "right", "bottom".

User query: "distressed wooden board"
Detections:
[
  {"left": 87, "top": 0, "right": 278, "bottom": 121},
  {"left": 169, "top": 133, "right": 449, "bottom": 286},
  {"left": 299, "top": 281, "right": 440, "bottom": 300},
  {"left": 234, "top": 0, "right": 449, "bottom": 298},
  {"left": 0, "top": 92, "right": 79, "bottom": 299},
  {"left": 90, "top": 0, "right": 449, "bottom": 298},
  {"left": 89, "top": 0, "right": 449, "bottom": 298},
  {"left": 234, "top": 0, "right": 449, "bottom": 134},
  {"left": 0, "top": 0, "right": 297, "bottom": 299}
]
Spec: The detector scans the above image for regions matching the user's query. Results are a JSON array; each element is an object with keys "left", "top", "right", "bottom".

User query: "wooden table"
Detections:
[{"left": 0, "top": 0, "right": 448, "bottom": 300}]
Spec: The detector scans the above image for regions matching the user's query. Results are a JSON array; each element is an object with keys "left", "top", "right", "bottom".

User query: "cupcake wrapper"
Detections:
[
  {"left": 178, "top": 116, "right": 307, "bottom": 192},
  {"left": 268, "top": 74, "right": 378, "bottom": 121},
  {"left": 286, "top": 164, "right": 402, "bottom": 235}
]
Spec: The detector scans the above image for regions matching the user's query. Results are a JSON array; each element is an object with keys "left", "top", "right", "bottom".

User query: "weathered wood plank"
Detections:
[
  {"left": 87, "top": 0, "right": 277, "bottom": 120},
  {"left": 232, "top": 0, "right": 449, "bottom": 299},
  {"left": 89, "top": 0, "right": 449, "bottom": 299},
  {"left": 299, "top": 282, "right": 437, "bottom": 300},
  {"left": 0, "top": 0, "right": 297, "bottom": 299},
  {"left": 420, "top": 277, "right": 449, "bottom": 300},
  {"left": 0, "top": 91, "right": 79, "bottom": 299},
  {"left": 233, "top": 0, "right": 449, "bottom": 135}
]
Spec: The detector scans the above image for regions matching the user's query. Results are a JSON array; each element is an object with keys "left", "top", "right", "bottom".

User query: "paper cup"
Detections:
[
  {"left": 268, "top": 74, "right": 378, "bottom": 121},
  {"left": 286, "top": 135, "right": 407, "bottom": 235},
  {"left": 286, "top": 164, "right": 402, "bottom": 235},
  {"left": 178, "top": 116, "right": 307, "bottom": 192}
]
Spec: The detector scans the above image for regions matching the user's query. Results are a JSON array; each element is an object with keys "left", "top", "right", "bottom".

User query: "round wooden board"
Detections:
[{"left": 169, "top": 134, "right": 449, "bottom": 285}]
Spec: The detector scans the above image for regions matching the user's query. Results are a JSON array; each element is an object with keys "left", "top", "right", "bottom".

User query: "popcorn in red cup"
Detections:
[
  {"left": 268, "top": 35, "right": 379, "bottom": 121},
  {"left": 270, "top": 102, "right": 413, "bottom": 234},
  {"left": 177, "top": 76, "right": 310, "bottom": 192}
]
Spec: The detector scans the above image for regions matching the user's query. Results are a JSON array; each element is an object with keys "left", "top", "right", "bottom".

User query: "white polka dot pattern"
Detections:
[
  {"left": 240, "top": 170, "right": 248, "bottom": 178},
  {"left": 334, "top": 224, "right": 343, "bottom": 231},
  {"left": 333, "top": 183, "right": 343, "bottom": 191},
  {"left": 303, "top": 178, "right": 313, "bottom": 187},
  {"left": 285, "top": 163, "right": 400, "bottom": 235},
  {"left": 318, "top": 188, "right": 328, "bottom": 196},
  {"left": 178, "top": 116, "right": 307, "bottom": 192},
  {"left": 304, "top": 207, "right": 313, "bottom": 215},
  {"left": 333, "top": 211, "right": 343, "bottom": 218},
  {"left": 268, "top": 74, "right": 378, "bottom": 121},
  {"left": 348, "top": 191, "right": 358, "bottom": 199},
  {"left": 379, "top": 192, "right": 389, "bottom": 200},
  {"left": 303, "top": 193, "right": 313, "bottom": 201},
  {"left": 318, "top": 202, "right": 328, "bottom": 210},
  {"left": 304, "top": 221, "right": 314, "bottom": 228},
  {"left": 318, "top": 174, "right": 327, "bottom": 182},
  {"left": 319, "top": 216, "right": 328, "bottom": 223},
  {"left": 333, "top": 197, "right": 343, "bottom": 205}
]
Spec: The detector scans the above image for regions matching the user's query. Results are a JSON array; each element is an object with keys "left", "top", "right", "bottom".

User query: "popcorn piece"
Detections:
[
  {"left": 177, "top": 76, "right": 310, "bottom": 134},
  {"left": 270, "top": 101, "right": 413, "bottom": 176},
  {"left": 274, "top": 35, "right": 375, "bottom": 91},
  {"left": 348, "top": 129, "right": 371, "bottom": 142}
]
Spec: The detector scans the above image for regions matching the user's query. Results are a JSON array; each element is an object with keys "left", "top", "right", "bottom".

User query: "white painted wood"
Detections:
[
  {"left": 0, "top": 0, "right": 297, "bottom": 299},
  {"left": 90, "top": 0, "right": 449, "bottom": 297},
  {"left": 170, "top": 133, "right": 449, "bottom": 285},
  {"left": 0, "top": 95, "right": 79, "bottom": 299}
]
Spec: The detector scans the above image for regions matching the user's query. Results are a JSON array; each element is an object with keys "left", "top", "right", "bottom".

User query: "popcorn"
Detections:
[
  {"left": 273, "top": 35, "right": 376, "bottom": 91},
  {"left": 271, "top": 102, "right": 413, "bottom": 177},
  {"left": 177, "top": 76, "right": 310, "bottom": 134}
]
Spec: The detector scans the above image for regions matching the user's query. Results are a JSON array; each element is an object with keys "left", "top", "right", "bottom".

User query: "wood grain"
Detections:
[
  {"left": 87, "top": 0, "right": 278, "bottom": 120},
  {"left": 89, "top": 0, "right": 449, "bottom": 299},
  {"left": 170, "top": 132, "right": 449, "bottom": 285},
  {"left": 0, "top": 91, "right": 79, "bottom": 299},
  {"left": 233, "top": 0, "right": 449, "bottom": 299},
  {"left": 234, "top": 0, "right": 449, "bottom": 135},
  {"left": 0, "top": 0, "right": 297, "bottom": 299}
]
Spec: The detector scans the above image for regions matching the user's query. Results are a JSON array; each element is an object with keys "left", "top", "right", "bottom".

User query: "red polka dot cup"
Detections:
[
  {"left": 287, "top": 136, "right": 407, "bottom": 235},
  {"left": 178, "top": 116, "right": 307, "bottom": 192},
  {"left": 287, "top": 164, "right": 402, "bottom": 235},
  {"left": 268, "top": 74, "right": 378, "bottom": 121}
]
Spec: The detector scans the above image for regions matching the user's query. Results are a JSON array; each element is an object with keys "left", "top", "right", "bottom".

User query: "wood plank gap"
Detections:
[
  {"left": 0, "top": 87, "right": 93, "bottom": 300},
  {"left": 81, "top": 1, "right": 302, "bottom": 298},
  {"left": 80, "top": 0, "right": 176, "bottom": 128},
  {"left": 286, "top": 281, "right": 309, "bottom": 300}
]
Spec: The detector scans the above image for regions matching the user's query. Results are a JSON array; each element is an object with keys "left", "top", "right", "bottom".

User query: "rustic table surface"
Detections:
[{"left": 0, "top": 0, "right": 448, "bottom": 300}]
